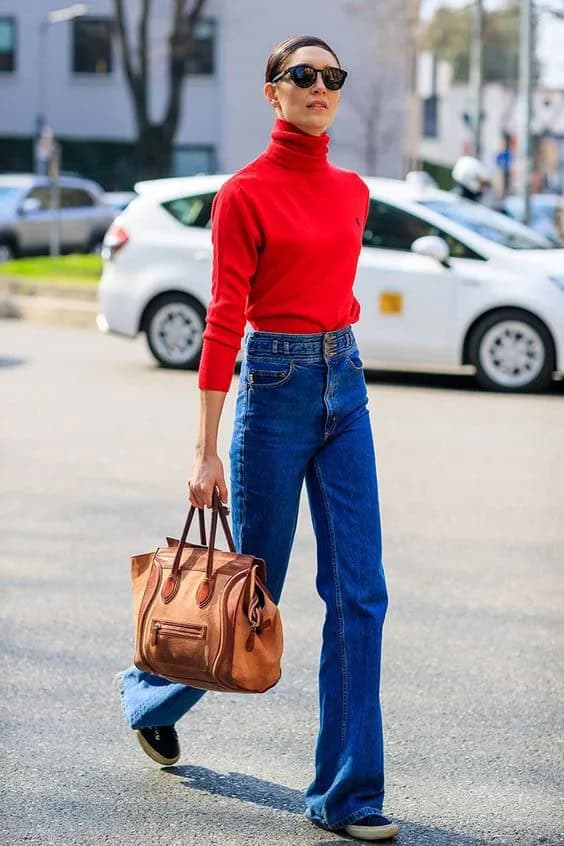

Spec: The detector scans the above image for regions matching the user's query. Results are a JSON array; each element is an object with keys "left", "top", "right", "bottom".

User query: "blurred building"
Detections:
[
  {"left": 0, "top": 0, "right": 420, "bottom": 188},
  {"left": 416, "top": 51, "right": 564, "bottom": 195}
]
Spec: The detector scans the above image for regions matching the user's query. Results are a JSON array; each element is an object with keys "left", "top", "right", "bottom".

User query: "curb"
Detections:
[{"left": 0, "top": 275, "right": 98, "bottom": 329}]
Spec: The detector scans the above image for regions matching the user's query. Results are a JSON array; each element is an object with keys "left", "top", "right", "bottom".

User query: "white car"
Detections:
[{"left": 98, "top": 175, "right": 564, "bottom": 393}]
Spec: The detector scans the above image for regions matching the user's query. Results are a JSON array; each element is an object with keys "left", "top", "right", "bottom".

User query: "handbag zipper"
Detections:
[{"left": 151, "top": 620, "right": 207, "bottom": 647}]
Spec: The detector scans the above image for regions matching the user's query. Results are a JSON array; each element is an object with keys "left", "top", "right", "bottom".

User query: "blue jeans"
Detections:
[{"left": 118, "top": 325, "right": 389, "bottom": 830}]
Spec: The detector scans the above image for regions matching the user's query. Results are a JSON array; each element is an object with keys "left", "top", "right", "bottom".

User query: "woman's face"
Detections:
[{"left": 264, "top": 46, "right": 342, "bottom": 136}]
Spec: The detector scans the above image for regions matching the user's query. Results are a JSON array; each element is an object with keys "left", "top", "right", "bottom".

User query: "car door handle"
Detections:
[{"left": 193, "top": 249, "right": 211, "bottom": 261}]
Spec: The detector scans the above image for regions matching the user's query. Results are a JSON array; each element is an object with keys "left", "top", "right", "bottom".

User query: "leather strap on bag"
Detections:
[{"left": 163, "top": 489, "right": 235, "bottom": 605}]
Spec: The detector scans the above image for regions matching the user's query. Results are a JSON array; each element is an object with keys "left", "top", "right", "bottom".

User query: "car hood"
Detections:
[{"left": 498, "top": 248, "right": 564, "bottom": 275}]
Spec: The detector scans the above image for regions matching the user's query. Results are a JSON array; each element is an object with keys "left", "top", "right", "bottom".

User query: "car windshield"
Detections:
[
  {"left": 0, "top": 186, "right": 24, "bottom": 212},
  {"left": 418, "top": 197, "right": 559, "bottom": 250}
]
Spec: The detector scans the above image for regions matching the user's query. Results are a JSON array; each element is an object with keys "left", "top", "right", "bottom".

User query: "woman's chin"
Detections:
[{"left": 299, "top": 111, "right": 330, "bottom": 133}]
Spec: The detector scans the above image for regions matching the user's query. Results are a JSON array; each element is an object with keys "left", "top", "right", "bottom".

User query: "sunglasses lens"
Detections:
[
  {"left": 323, "top": 67, "right": 346, "bottom": 90},
  {"left": 290, "top": 65, "right": 317, "bottom": 88}
]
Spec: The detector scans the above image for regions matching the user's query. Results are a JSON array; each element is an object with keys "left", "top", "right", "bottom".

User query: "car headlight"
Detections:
[{"left": 549, "top": 275, "right": 564, "bottom": 291}]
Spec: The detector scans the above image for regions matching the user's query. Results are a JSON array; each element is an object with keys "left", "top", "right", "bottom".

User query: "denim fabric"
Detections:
[{"left": 117, "top": 325, "right": 389, "bottom": 830}]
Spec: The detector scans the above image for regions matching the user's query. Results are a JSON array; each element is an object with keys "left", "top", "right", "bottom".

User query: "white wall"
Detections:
[{"left": 1, "top": 0, "right": 415, "bottom": 178}]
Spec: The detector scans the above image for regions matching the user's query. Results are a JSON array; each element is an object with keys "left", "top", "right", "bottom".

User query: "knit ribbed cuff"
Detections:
[{"left": 197, "top": 337, "right": 239, "bottom": 391}]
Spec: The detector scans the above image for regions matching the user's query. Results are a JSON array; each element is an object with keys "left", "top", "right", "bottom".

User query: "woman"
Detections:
[{"left": 117, "top": 35, "right": 398, "bottom": 842}]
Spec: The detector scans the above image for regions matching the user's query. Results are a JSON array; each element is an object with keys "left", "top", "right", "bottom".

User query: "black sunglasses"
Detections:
[{"left": 270, "top": 63, "right": 348, "bottom": 91}]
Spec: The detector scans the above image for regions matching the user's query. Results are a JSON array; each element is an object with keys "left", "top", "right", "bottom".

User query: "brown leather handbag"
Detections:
[{"left": 131, "top": 489, "right": 283, "bottom": 693}]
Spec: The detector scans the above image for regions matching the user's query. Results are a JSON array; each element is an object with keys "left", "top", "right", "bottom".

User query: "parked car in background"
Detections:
[
  {"left": 502, "top": 193, "right": 564, "bottom": 246},
  {"left": 0, "top": 174, "right": 117, "bottom": 261},
  {"left": 101, "top": 191, "right": 137, "bottom": 213},
  {"left": 98, "top": 175, "right": 564, "bottom": 393}
]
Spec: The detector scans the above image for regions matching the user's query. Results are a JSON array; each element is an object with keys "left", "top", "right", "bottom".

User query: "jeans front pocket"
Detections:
[
  {"left": 247, "top": 361, "right": 296, "bottom": 389},
  {"left": 344, "top": 350, "right": 364, "bottom": 372}
]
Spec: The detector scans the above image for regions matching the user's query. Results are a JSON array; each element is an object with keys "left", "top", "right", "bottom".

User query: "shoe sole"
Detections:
[
  {"left": 344, "top": 821, "right": 400, "bottom": 841},
  {"left": 134, "top": 730, "right": 180, "bottom": 766}
]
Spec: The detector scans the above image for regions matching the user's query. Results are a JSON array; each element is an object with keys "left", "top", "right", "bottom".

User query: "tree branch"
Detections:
[
  {"left": 164, "top": 0, "right": 207, "bottom": 137},
  {"left": 114, "top": 0, "right": 147, "bottom": 128},
  {"left": 138, "top": 0, "right": 150, "bottom": 92}
]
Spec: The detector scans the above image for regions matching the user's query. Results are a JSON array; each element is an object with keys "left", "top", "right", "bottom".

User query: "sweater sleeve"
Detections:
[
  {"left": 198, "top": 180, "right": 262, "bottom": 391},
  {"left": 360, "top": 177, "right": 370, "bottom": 228}
]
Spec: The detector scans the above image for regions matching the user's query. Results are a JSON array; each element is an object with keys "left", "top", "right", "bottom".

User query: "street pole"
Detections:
[
  {"left": 469, "top": 0, "right": 483, "bottom": 159},
  {"left": 48, "top": 141, "right": 61, "bottom": 258},
  {"left": 519, "top": 0, "right": 533, "bottom": 226},
  {"left": 35, "top": 20, "right": 49, "bottom": 174},
  {"left": 34, "top": 5, "right": 89, "bottom": 174}
]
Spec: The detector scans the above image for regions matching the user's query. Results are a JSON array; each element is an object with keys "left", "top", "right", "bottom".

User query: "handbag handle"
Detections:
[{"left": 170, "top": 488, "right": 235, "bottom": 581}]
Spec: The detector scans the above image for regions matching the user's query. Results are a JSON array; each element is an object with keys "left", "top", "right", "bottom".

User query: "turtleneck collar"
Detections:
[{"left": 263, "top": 118, "right": 330, "bottom": 171}]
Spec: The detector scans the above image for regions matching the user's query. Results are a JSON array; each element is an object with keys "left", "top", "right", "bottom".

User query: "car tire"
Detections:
[
  {"left": 468, "top": 308, "right": 555, "bottom": 393},
  {"left": 0, "top": 242, "right": 15, "bottom": 263},
  {"left": 143, "top": 293, "right": 206, "bottom": 370}
]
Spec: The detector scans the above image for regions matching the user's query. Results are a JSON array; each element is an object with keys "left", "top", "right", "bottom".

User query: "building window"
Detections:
[
  {"left": 73, "top": 17, "right": 112, "bottom": 74},
  {"left": 423, "top": 95, "right": 438, "bottom": 139},
  {"left": 185, "top": 18, "right": 215, "bottom": 75},
  {"left": 172, "top": 146, "right": 215, "bottom": 177},
  {"left": 0, "top": 17, "right": 16, "bottom": 73}
]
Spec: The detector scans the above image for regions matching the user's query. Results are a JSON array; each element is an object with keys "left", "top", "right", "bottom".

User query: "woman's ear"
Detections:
[{"left": 264, "top": 83, "right": 278, "bottom": 110}]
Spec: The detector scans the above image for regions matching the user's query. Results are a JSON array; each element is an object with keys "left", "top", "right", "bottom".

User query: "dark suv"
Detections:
[{"left": 0, "top": 173, "right": 117, "bottom": 261}]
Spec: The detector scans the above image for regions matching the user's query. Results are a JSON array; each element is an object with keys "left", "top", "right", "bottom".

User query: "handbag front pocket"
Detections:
[
  {"left": 146, "top": 619, "right": 209, "bottom": 680},
  {"left": 150, "top": 620, "right": 207, "bottom": 646}
]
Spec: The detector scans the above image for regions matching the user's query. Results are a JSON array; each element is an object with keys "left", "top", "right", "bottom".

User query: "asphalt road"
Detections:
[{"left": 1, "top": 320, "right": 563, "bottom": 846}]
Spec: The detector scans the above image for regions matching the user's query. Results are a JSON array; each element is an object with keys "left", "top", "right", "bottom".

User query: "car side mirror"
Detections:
[
  {"left": 20, "top": 197, "right": 42, "bottom": 215},
  {"left": 411, "top": 235, "right": 450, "bottom": 267}
]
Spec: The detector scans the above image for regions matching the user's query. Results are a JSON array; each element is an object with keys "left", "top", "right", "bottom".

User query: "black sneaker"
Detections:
[
  {"left": 134, "top": 725, "right": 180, "bottom": 766},
  {"left": 343, "top": 814, "right": 400, "bottom": 841}
]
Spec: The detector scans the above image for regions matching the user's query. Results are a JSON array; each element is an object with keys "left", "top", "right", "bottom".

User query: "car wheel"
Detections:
[
  {"left": 144, "top": 293, "right": 206, "bottom": 369},
  {"left": 468, "top": 308, "right": 555, "bottom": 392},
  {"left": 0, "top": 242, "right": 15, "bottom": 263}
]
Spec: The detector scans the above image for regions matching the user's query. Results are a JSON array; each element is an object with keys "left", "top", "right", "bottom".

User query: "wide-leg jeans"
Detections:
[{"left": 118, "top": 325, "right": 390, "bottom": 830}]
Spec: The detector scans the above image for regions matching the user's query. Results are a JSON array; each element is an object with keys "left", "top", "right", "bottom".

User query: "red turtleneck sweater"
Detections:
[{"left": 197, "top": 118, "right": 369, "bottom": 391}]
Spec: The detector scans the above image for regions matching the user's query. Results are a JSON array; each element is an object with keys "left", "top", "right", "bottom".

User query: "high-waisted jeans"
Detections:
[{"left": 118, "top": 324, "right": 390, "bottom": 830}]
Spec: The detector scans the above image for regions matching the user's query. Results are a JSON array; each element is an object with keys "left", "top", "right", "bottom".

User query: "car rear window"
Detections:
[{"left": 161, "top": 193, "right": 215, "bottom": 228}]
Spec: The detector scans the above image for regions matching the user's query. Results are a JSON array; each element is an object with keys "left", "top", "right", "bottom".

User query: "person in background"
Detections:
[{"left": 452, "top": 155, "right": 491, "bottom": 203}]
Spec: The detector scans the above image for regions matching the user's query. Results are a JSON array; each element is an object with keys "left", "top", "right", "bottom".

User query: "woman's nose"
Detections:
[{"left": 311, "top": 73, "right": 328, "bottom": 94}]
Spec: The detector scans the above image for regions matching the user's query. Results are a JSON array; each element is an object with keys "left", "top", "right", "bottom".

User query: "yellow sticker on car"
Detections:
[{"left": 379, "top": 292, "right": 403, "bottom": 314}]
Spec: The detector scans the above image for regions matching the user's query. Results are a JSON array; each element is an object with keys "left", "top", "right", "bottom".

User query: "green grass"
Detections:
[{"left": 0, "top": 254, "right": 102, "bottom": 285}]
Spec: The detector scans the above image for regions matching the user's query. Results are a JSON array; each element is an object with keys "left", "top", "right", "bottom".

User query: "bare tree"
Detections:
[
  {"left": 342, "top": 76, "right": 398, "bottom": 175},
  {"left": 113, "top": 0, "right": 207, "bottom": 179}
]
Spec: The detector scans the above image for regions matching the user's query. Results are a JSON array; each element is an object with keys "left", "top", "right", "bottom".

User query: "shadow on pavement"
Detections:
[
  {"left": 363, "top": 368, "right": 564, "bottom": 396},
  {"left": 314, "top": 827, "right": 495, "bottom": 845},
  {"left": 166, "top": 765, "right": 496, "bottom": 845},
  {"left": 167, "top": 763, "right": 304, "bottom": 814},
  {"left": 232, "top": 360, "right": 564, "bottom": 396}
]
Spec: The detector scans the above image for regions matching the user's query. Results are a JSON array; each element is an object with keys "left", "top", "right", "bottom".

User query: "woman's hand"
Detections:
[{"left": 188, "top": 449, "right": 228, "bottom": 509}]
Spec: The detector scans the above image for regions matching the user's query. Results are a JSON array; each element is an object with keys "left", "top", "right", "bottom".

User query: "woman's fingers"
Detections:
[
  {"left": 188, "top": 478, "right": 228, "bottom": 509},
  {"left": 188, "top": 455, "right": 228, "bottom": 509},
  {"left": 187, "top": 479, "right": 205, "bottom": 509}
]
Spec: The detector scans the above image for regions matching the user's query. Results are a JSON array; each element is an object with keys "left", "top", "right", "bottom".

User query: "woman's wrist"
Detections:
[{"left": 195, "top": 441, "right": 218, "bottom": 458}]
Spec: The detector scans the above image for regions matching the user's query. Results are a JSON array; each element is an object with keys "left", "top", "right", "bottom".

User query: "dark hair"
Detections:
[{"left": 265, "top": 35, "right": 341, "bottom": 83}]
